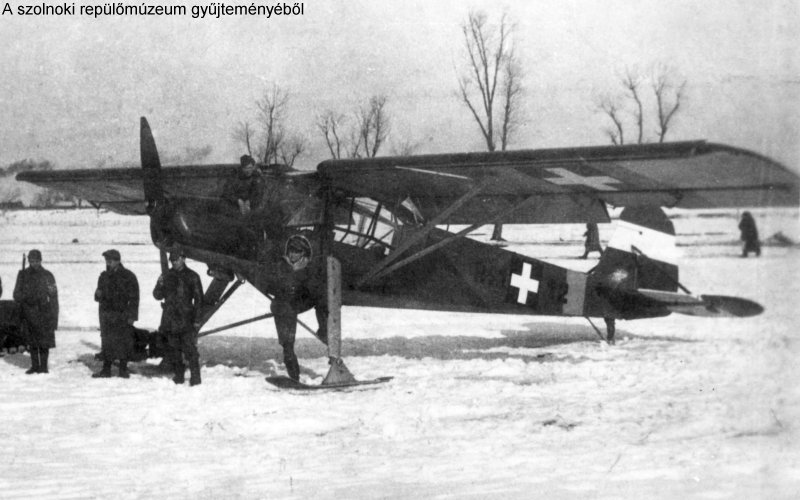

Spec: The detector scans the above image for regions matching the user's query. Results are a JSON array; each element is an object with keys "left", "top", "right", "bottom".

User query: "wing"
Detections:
[
  {"left": 16, "top": 165, "right": 321, "bottom": 215},
  {"left": 318, "top": 141, "right": 800, "bottom": 224}
]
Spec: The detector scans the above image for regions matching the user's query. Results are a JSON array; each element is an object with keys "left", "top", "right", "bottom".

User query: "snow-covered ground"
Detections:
[{"left": 0, "top": 208, "right": 798, "bottom": 499}]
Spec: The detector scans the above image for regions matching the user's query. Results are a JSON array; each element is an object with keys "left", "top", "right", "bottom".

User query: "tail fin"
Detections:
[{"left": 593, "top": 207, "right": 679, "bottom": 292}]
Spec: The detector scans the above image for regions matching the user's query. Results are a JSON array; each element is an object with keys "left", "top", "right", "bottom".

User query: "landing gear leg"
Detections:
[
  {"left": 604, "top": 317, "right": 616, "bottom": 345},
  {"left": 322, "top": 256, "right": 356, "bottom": 385}
]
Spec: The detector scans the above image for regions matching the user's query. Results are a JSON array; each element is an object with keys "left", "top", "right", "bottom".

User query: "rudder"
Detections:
[{"left": 593, "top": 207, "right": 679, "bottom": 293}]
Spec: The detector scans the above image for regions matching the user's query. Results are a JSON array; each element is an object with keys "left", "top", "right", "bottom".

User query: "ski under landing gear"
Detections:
[{"left": 266, "top": 257, "right": 392, "bottom": 390}]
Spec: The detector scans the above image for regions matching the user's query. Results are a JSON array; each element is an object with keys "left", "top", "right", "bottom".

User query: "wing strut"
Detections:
[
  {"left": 355, "top": 180, "right": 490, "bottom": 288},
  {"left": 358, "top": 193, "right": 547, "bottom": 287}
]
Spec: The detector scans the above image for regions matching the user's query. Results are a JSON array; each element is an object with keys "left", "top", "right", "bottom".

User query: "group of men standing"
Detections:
[
  {"left": 93, "top": 248, "right": 204, "bottom": 385},
  {"left": 10, "top": 247, "right": 204, "bottom": 386},
  {"left": 7, "top": 153, "right": 323, "bottom": 384}
]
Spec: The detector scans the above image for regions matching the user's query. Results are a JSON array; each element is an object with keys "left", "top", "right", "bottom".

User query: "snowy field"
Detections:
[{"left": 0, "top": 208, "right": 798, "bottom": 499}]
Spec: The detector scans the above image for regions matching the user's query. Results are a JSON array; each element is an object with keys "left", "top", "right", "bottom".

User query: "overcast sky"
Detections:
[{"left": 0, "top": 0, "right": 798, "bottom": 173}]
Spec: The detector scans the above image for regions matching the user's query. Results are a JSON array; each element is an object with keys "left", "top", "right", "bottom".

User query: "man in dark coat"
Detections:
[
  {"left": 92, "top": 249, "right": 139, "bottom": 378},
  {"left": 581, "top": 223, "right": 603, "bottom": 259},
  {"left": 153, "top": 250, "right": 204, "bottom": 386},
  {"left": 221, "top": 154, "right": 268, "bottom": 259},
  {"left": 739, "top": 211, "right": 761, "bottom": 257},
  {"left": 270, "top": 234, "right": 328, "bottom": 381},
  {"left": 13, "top": 249, "right": 59, "bottom": 374},
  {"left": 222, "top": 154, "right": 265, "bottom": 216}
]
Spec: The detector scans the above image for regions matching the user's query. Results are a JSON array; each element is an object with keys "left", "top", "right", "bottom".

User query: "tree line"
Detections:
[
  {"left": 4, "top": 9, "right": 687, "bottom": 214},
  {"left": 232, "top": 10, "right": 685, "bottom": 239}
]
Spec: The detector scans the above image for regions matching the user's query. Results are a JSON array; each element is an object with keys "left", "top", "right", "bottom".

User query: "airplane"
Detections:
[{"left": 16, "top": 117, "right": 800, "bottom": 388}]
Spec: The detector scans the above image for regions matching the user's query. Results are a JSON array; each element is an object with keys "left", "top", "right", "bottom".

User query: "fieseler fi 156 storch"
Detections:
[{"left": 17, "top": 118, "right": 800, "bottom": 388}]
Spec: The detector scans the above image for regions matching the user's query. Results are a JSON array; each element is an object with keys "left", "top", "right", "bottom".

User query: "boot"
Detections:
[
  {"left": 172, "top": 362, "right": 185, "bottom": 384},
  {"left": 285, "top": 357, "right": 300, "bottom": 381},
  {"left": 284, "top": 351, "right": 301, "bottom": 382},
  {"left": 39, "top": 348, "right": 49, "bottom": 374},
  {"left": 92, "top": 360, "right": 113, "bottom": 378},
  {"left": 25, "top": 348, "right": 40, "bottom": 374},
  {"left": 282, "top": 343, "right": 301, "bottom": 381},
  {"left": 118, "top": 360, "right": 130, "bottom": 379},
  {"left": 188, "top": 358, "right": 201, "bottom": 386}
]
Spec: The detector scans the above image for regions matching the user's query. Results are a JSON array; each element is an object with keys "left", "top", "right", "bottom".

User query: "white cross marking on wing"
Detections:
[{"left": 544, "top": 167, "right": 622, "bottom": 191}]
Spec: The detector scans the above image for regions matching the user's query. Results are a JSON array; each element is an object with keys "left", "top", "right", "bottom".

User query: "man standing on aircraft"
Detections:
[
  {"left": 13, "top": 249, "right": 58, "bottom": 374},
  {"left": 153, "top": 250, "right": 204, "bottom": 386},
  {"left": 92, "top": 249, "right": 139, "bottom": 379},
  {"left": 270, "top": 234, "right": 328, "bottom": 382},
  {"left": 222, "top": 154, "right": 265, "bottom": 216}
]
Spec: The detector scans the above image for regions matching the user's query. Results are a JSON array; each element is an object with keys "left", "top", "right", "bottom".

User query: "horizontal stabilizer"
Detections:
[{"left": 637, "top": 289, "right": 763, "bottom": 318}]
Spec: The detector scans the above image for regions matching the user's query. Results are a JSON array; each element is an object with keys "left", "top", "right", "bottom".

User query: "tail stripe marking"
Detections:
[{"left": 563, "top": 271, "right": 586, "bottom": 316}]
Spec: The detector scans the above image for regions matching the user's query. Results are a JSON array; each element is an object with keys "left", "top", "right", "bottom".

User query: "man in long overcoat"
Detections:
[
  {"left": 739, "top": 211, "right": 761, "bottom": 257},
  {"left": 581, "top": 223, "right": 603, "bottom": 259},
  {"left": 13, "top": 249, "right": 59, "bottom": 374},
  {"left": 93, "top": 249, "right": 139, "bottom": 378},
  {"left": 153, "top": 251, "right": 204, "bottom": 386}
]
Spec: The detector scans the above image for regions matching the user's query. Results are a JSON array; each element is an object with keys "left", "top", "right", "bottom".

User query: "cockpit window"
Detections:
[{"left": 335, "top": 197, "right": 400, "bottom": 253}]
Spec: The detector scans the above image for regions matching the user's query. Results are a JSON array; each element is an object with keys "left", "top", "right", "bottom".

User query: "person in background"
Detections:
[
  {"left": 581, "top": 223, "right": 603, "bottom": 259},
  {"left": 92, "top": 249, "right": 139, "bottom": 379},
  {"left": 13, "top": 249, "right": 58, "bottom": 374},
  {"left": 738, "top": 211, "right": 761, "bottom": 258},
  {"left": 153, "top": 250, "right": 204, "bottom": 386}
]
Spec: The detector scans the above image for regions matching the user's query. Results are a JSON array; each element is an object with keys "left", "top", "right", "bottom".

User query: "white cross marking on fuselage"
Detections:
[
  {"left": 544, "top": 167, "right": 622, "bottom": 191},
  {"left": 510, "top": 262, "right": 539, "bottom": 304}
]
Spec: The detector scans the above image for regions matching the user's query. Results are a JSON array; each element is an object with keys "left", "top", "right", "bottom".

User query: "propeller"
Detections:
[
  {"left": 141, "top": 117, "right": 164, "bottom": 210},
  {"left": 140, "top": 117, "right": 169, "bottom": 275}
]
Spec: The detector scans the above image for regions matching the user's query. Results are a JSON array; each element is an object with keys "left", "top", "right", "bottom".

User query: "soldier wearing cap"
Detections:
[
  {"left": 222, "top": 154, "right": 265, "bottom": 216},
  {"left": 13, "top": 249, "right": 59, "bottom": 374},
  {"left": 270, "top": 234, "right": 328, "bottom": 381},
  {"left": 153, "top": 250, "right": 204, "bottom": 386},
  {"left": 92, "top": 249, "right": 139, "bottom": 378}
]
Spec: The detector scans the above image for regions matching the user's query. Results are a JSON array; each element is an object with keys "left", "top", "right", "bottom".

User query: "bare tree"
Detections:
[
  {"left": 255, "top": 83, "right": 289, "bottom": 165},
  {"left": 232, "top": 121, "right": 255, "bottom": 156},
  {"left": 623, "top": 69, "right": 645, "bottom": 145},
  {"left": 499, "top": 54, "right": 523, "bottom": 151},
  {"left": 317, "top": 110, "right": 348, "bottom": 159},
  {"left": 457, "top": 9, "right": 524, "bottom": 240},
  {"left": 597, "top": 64, "right": 686, "bottom": 145},
  {"left": 235, "top": 83, "right": 306, "bottom": 168},
  {"left": 596, "top": 94, "right": 625, "bottom": 145},
  {"left": 390, "top": 137, "right": 422, "bottom": 156},
  {"left": 278, "top": 134, "right": 307, "bottom": 168},
  {"left": 355, "top": 95, "right": 390, "bottom": 158},
  {"left": 652, "top": 64, "right": 687, "bottom": 143},
  {"left": 317, "top": 94, "right": 392, "bottom": 159}
]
